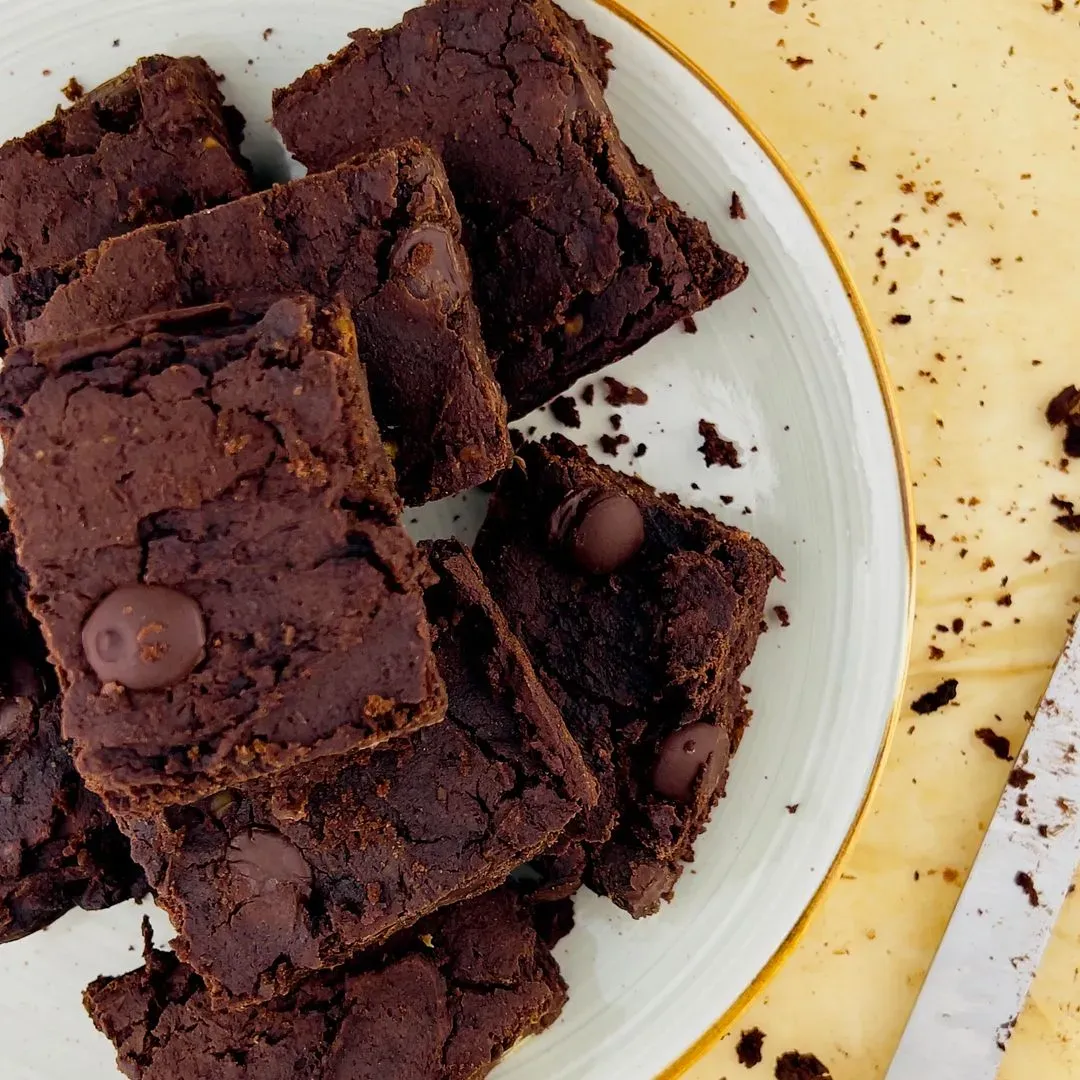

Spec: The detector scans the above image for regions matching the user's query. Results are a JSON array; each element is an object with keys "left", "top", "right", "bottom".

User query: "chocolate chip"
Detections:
[
  {"left": 549, "top": 488, "right": 644, "bottom": 574},
  {"left": 226, "top": 829, "right": 311, "bottom": 896},
  {"left": 82, "top": 584, "right": 205, "bottom": 690},
  {"left": 391, "top": 225, "right": 466, "bottom": 309},
  {"left": 652, "top": 723, "right": 730, "bottom": 803}
]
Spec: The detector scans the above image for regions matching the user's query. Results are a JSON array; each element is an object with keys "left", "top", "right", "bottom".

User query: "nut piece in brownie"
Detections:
[
  {"left": 0, "top": 297, "right": 444, "bottom": 810},
  {"left": 0, "top": 513, "right": 146, "bottom": 942},
  {"left": 0, "top": 55, "right": 250, "bottom": 277},
  {"left": 1, "top": 141, "right": 509, "bottom": 506},
  {"left": 116, "top": 539, "right": 594, "bottom": 1003},
  {"left": 474, "top": 434, "right": 780, "bottom": 917},
  {"left": 272, "top": 0, "right": 747, "bottom": 418},
  {"left": 85, "top": 889, "right": 566, "bottom": 1080}
]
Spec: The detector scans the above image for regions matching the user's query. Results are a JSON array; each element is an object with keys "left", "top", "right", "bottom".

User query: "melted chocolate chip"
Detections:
[
  {"left": 548, "top": 488, "right": 644, "bottom": 574},
  {"left": 391, "top": 225, "right": 466, "bottom": 310},
  {"left": 82, "top": 585, "right": 205, "bottom": 690},
  {"left": 652, "top": 723, "right": 730, "bottom": 803},
  {"left": 226, "top": 829, "right": 311, "bottom": 897}
]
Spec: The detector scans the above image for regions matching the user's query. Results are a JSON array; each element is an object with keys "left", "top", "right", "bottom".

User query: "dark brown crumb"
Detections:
[
  {"left": 975, "top": 728, "right": 1012, "bottom": 761},
  {"left": 634, "top": 443, "right": 647, "bottom": 458},
  {"left": 720, "top": 495, "right": 734, "bottom": 505},
  {"left": 891, "top": 313, "right": 912, "bottom": 325},
  {"left": 916, "top": 523, "right": 936, "bottom": 546},
  {"left": 737, "top": 1027, "right": 766, "bottom": 1067},
  {"left": 774, "top": 605, "right": 791, "bottom": 628},
  {"left": 769, "top": 0, "right": 789, "bottom": 11},
  {"left": 112, "top": 38, "right": 120, "bottom": 47},
  {"left": 731, "top": 191, "right": 747, "bottom": 220},
  {"left": 1047, "top": 385, "right": 1080, "bottom": 426},
  {"left": 929, "top": 645, "right": 945, "bottom": 660},
  {"left": 775, "top": 1051, "right": 832, "bottom": 1079},
  {"left": 1056, "top": 514, "right": 1080, "bottom": 532},
  {"left": 41, "top": 68, "right": 52, "bottom": 77},
  {"left": 580, "top": 384, "right": 595, "bottom": 407},
  {"left": 599, "top": 434, "right": 630, "bottom": 457},
  {"left": 888, "top": 227, "right": 921, "bottom": 250},
  {"left": 610, "top": 414, "right": 622, "bottom": 431},
  {"left": 603, "top": 377, "right": 648, "bottom": 407},
  {"left": 980, "top": 557, "right": 996, "bottom": 572},
  {"left": 262, "top": 27, "right": 274, "bottom": 40},
  {"left": 786, "top": 56, "right": 814, "bottom": 70},
  {"left": 1015, "top": 870, "right": 1040, "bottom": 907},
  {"left": 1051, "top": 495, "right": 1076, "bottom": 514},
  {"left": 952, "top": 617, "right": 964, "bottom": 634},
  {"left": 61, "top": 76, "right": 84, "bottom": 102},
  {"left": 1024, "top": 551, "right": 1042, "bottom": 564},
  {"left": 786, "top": 803, "right": 799, "bottom": 815},
  {"left": 549, "top": 395, "right": 581, "bottom": 429},
  {"left": 698, "top": 419, "right": 741, "bottom": 468},
  {"left": 1009, "top": 766, "right": 1035, "bottom": 789},
  {"left": 683, "top": 316, "right": 699, "bottom": 334},
  {"left": 1045, "top": 0, "right": 1064, "bottom": 12},
  {"left": 997, "top": 593, "right": 1013, "bottom": 607},
  {"left": 911, "top": 679, "right": 958, "bottom": 715},
  {"left": 850, "top": 157, "right": 867, "bottom": 171}
]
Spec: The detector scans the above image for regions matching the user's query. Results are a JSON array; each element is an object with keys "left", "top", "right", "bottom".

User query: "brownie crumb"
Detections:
[
  {"left": 112, "top": 38, "right": 120, "bottom": 47},
  {"left": 737, "top": 1027, "right": 766, "bottom": 1067},
  {"left": 719, "top": 494, "right": 734, "bottom": 505},
  {"left": 929, "top": 645, "right": 945, "bottom": 660},
  {"left": 1024, "top": 551, "right": 1042, "bottom": 563},
  {"left": 262, "top": 27, "right": 274, "bottom": 40},
  {"left": 610, "top": 414, "right": 622, "bottom": 431},
  {"left": 774, "top": 605, "right": 791, "bottom": 628},
  {"left": 1015, "top": 870, "right": 1040, "bottom": 907},
  {"left": 916, "top": 523, "right": 936, "bottom": 546},
  {"left": 699, "top": 419, "right": 741, "bottom": 468},
  {"left": 952, "top": 617, "right": 964, "bottom": 634},
  {"left": 997, "top": 593, "right": 1013, "bottom": 607},
  {"left": 603, "top": 377, "right": 648, "bottom": 407},
  {"left": 786, "top": 803, "right": 800, "bottom": 815},
  {"left": 683, "top": 316, "right": 699, "bottom": 334},
  {"left": 775, "top": 1051, "right": 832, "bottom": 1079},
  {"left": 786, "top": 56, "right": 814, "bottom": 70},
  {"left": 634, "top": 443, "right": 647, "bottom": 458},
  {"left": 850, "top": 158, "right": 867, "bottom": 171},
  {"left": 1009, "top": 766, "right": 1035, "bottom": 789},
  {"left": 550, "top": 395, "right": 581, "bottom": 429},
  {"left": 599, "top": 434, "right": 630, "bottom": 456},
  {"left": 911, "top": 679, "right": 958, "bottom": 715},
  {"left": 580, "top": 384, "right": 595, "bottom": 407},
  {"left": 61, "top": 76, "right": 84, "bottom": 102},
  {"left": 1056, "top": 514, "right": 1080, "bottom": 532},
  {"left": 891, "top": 313, "right": 912, "bottom": 325},
  {"left": 768, "top": 0, "right": 789, "bottom": 11},
  {"left": 975, "top": 728, "right": 1012, "bottom": 761},
  {"left": 731, "top": 191, "right": 747, "bottom": 220}
]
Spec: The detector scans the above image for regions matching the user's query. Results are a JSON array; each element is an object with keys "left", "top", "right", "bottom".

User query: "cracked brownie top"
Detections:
[
  {"left": 273, "top": 0, "right": 747, "bottom": 417},
  {"left": 116, "top": 539, "right": 595, "bottom": 1004},
  {"left": 0, "top": 296, "right": 445, "bottom": 811},
  {"left": 0, "top": 140, "right": 511, "bottom": 505}
]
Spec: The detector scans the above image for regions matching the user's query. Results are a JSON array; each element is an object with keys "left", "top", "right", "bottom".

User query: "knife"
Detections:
[{"left": 886, "top": 621, "right": 1080, "bottom": 1079}]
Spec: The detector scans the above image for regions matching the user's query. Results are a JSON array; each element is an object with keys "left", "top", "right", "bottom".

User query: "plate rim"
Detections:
[{"left": 578, "top": 2, "right": 918, "bottom": 1075}]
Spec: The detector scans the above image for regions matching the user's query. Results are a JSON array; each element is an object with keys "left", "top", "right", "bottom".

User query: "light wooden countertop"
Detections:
[{"left": 617, "top": 0, "right": 1080, "bottom": 1076}]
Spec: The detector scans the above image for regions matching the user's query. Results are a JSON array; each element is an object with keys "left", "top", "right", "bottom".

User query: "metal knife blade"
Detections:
[{"left": 887, "top": 621, "right": 1080, "bottom": 1080}]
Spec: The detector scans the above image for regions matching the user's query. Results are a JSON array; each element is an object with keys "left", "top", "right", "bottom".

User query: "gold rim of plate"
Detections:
[{"left": 583, "top": 2, "right": 918, "bottom": 1076}]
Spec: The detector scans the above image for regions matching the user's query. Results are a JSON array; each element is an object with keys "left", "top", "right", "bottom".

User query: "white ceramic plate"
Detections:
[{"left": 0, "top": 2, "right": 913, "bottom": 1077}]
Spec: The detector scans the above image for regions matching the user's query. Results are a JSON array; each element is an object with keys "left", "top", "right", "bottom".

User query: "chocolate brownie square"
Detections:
[
  {"left": 0, "top": 297, "right": 444, "bottom": 810},
  {"left": 272, "top": 0, "right": 747, "bottom": 417},
  {"left": 116, "top": 539, "right": 594, "bottom": 1003},
  {"left": 84, "top": 888, "right": 566, "bottom": 1080},
  {"left": 0, "top": 512, "right": 146, "bottom": 942},
  {"left": 474, "top": 435, "right": 780, "bottom": 916},
  {"left": 1, "top": 141, "right": 510, "bottom": 505},
  {"left": 0, "top": 55, "right": 250, "bottom": 277}
]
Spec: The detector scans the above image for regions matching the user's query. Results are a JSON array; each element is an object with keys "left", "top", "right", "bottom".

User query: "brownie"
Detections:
[
  {"left": 84, "top": 888, "right": 566, "bottom": 1080},
  {"left": 0, "top": 513, "right": 146, "bottom": 941},
  {"left": 0, "top": 297, "right": 444, "bottom": 810},
  {"left": 0, "top": 55, "right": 250, "bottom": 278},
  {"left": 1, "top": 141, "right": 510, "bottom": 506},
  {"left": 474, "top": 434, "right": 780, "bottom": 916},
  {"left": 272, "top": 0, "right": 747, "bottom": 418},
  {"left": 115, "top": 539, "right": 594, "bottom": 1002}
]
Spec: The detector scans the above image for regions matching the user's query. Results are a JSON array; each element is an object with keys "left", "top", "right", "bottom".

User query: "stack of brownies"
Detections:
[{"left": 0, "top": 1, "right": 780, "bottom": 1076}]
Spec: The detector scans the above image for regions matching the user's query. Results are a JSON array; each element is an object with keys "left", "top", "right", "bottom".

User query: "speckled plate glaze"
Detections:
[{"left": 0, "top": 2, "right": 913, "bottom": 1077}]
